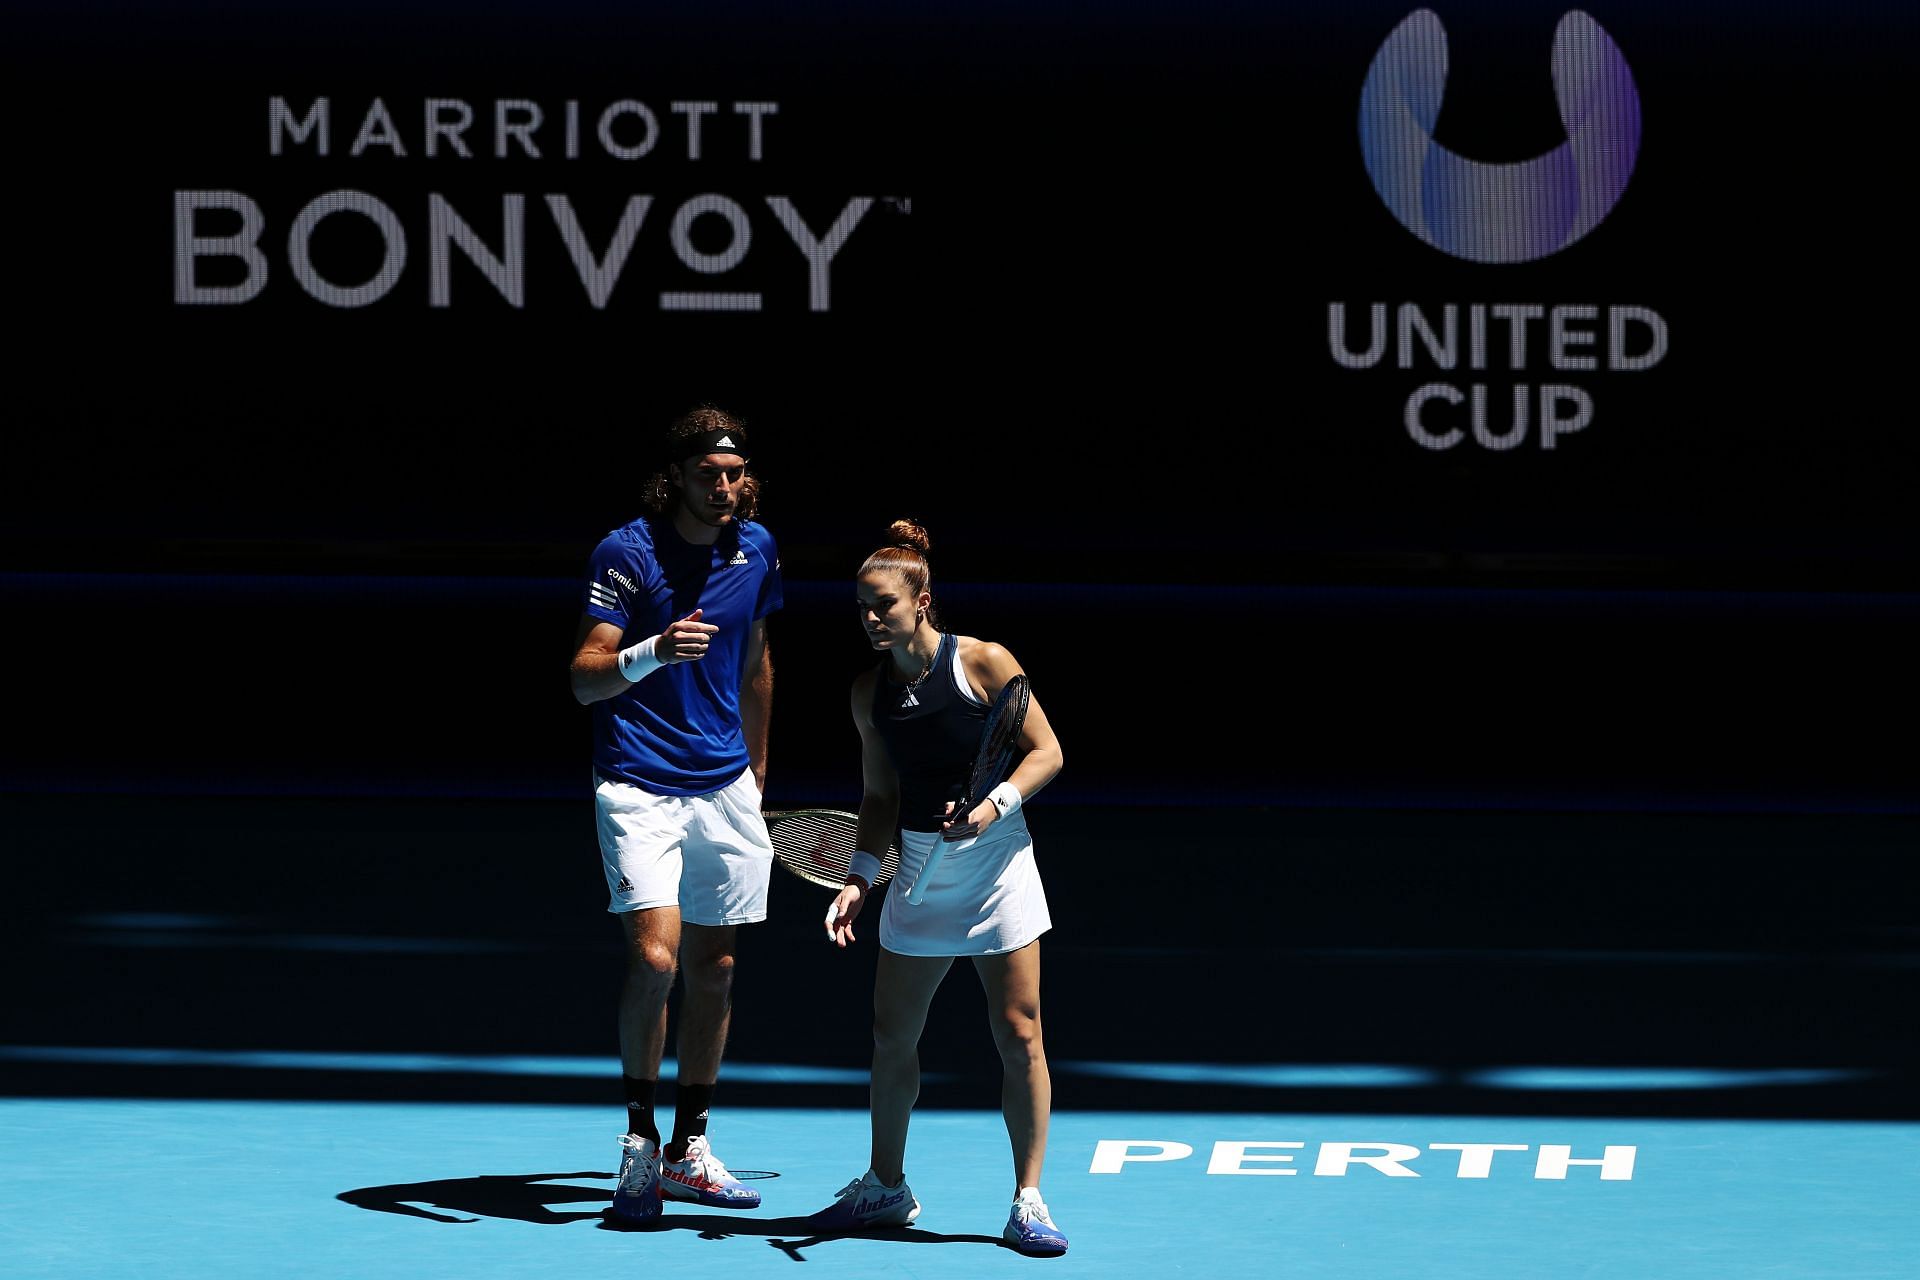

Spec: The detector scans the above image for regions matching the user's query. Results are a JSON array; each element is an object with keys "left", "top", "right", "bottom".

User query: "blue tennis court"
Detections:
[{"left": 6, "top": 1097, "right": 1918, "bottom": 1278}]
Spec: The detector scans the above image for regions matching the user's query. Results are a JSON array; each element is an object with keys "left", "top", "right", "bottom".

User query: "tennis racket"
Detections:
[
  {"left": 766, "top": 808, "right": 901, "bottom": 891},
  {"left": 903, "top": 673, "right": 1031, "bottom": 906}
]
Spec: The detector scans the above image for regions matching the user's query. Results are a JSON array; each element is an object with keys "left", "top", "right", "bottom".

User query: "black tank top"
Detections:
[{"left": 871, "top": 632, "right": 987, "bottom": 833}]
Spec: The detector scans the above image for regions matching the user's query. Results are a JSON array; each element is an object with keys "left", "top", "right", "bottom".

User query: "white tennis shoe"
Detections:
[
  {"left": 610, "top": 1134, "right": 662, "bottom": 1222},
  {"left": 807, "top": 1169, "right": 921, "bottom": 1230},
  {"left": 1004, "top": 1186, "right": 1068, "bottom": 1255},
  {"left": 660, "top": 1134, "right": 762, "bottom": 1208}
]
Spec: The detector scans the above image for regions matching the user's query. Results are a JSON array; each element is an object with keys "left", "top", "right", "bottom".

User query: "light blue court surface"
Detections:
[{"left": 4, "top": 1101, "right": 1917, "bottom": 1280}]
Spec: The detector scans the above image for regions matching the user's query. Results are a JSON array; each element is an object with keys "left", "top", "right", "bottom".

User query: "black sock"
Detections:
[
  {"left": 667, "top": 1081, "right": 715, "bottom": 1159},
  {"left": 623, "top": 1076, "right": 659, "bottom": 1143}
]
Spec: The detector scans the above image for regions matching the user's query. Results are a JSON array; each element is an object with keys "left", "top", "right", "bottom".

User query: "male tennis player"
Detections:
[{"left": 569, "top": 404, "right": 783, "bottom": 1222}]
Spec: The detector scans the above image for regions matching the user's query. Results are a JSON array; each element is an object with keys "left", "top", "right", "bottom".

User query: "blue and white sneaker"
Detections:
[
  {"left": 660, "top": 1134, "right": 762, "bottom": 1208},
  {"left": 610, "top": 1134, "right": 662, "bottom": 1222},
  {"left": 807, "top": 1169, "right": 921, "bottom": 1230},
  {"left": 1004, "top": 1187, "right": 1068, "bottom": 1256}
]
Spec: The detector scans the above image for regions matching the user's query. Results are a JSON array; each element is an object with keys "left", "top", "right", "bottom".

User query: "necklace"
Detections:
[{"left": 898, "top": 645, "right": 937, "bottom": 706}]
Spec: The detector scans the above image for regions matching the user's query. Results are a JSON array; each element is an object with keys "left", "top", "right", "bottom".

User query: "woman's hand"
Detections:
[
  {"left": 939, "top": 797, "right": 997, "bottom": 842},
  {"left": 824, "top": 880, "right": 869, "bottom": 948}
]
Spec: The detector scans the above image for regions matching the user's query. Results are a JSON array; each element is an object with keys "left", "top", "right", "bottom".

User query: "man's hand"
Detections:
[
  {"left": 823, "top": 881, "right": 868, "bottom": 948},
  {"left": 659, "top": 608, "right": 719, "bottom": 663}
]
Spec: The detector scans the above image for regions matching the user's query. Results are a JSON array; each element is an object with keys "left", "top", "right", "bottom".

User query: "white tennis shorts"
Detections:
[{"left": 594, "top": 768, "right": 773, "bottom": 925}]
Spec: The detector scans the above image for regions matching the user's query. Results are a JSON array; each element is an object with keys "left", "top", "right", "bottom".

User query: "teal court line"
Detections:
[
  {"left": 3, "top": 1099, "right": 1917, "bottom": 1280},
  {"left": 0, "top": 1046, "right": 1876, "bottom": 1093}
]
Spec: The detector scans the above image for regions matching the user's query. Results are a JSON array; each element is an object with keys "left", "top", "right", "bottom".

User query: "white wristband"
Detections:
[
  {"left": 988, "top": 781, "right": 1023, "bottom": 819},
  {"left": 618, "top": 635, "right": 664, "bottom": 683},
  {"left": 846, "top": 850, "right": 883, "bottom": 890}
]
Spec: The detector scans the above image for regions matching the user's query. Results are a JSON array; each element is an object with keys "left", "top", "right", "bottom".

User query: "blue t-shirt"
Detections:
[{"left": 582, "top": 514, "right": 783, "bottom": 795}]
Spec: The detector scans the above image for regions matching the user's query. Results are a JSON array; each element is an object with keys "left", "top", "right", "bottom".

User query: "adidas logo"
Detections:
[
  {"left": 714, "top": 434, "right": 734, "bottom": 448},
  {"left": 858, "top": 1188, "right": 912, "bottom": 1215},
  {"left": 617, "top": 875, "right": 635, "bottom": 893},
  {"left": 900, "top": 691, "right": 919, "bottom": 708},
  {"left": 729, "top": 550, "right": 749, "bottom": 565}
]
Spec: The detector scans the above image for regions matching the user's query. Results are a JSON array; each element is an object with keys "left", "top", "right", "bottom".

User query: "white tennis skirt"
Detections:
[{"left": 879, "top": 813, "right": 1052, "bottom": 957}]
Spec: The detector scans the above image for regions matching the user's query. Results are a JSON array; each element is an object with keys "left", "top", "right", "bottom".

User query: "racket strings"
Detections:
[
  {"left": 964, "top": 680, "right": 1030, "bottom": 803},
  {"left": 772, "top": 814, "right": 858, "bottom": 876},
  {"left": 767, "top": 811, "right": 901, "bottom": 888}
]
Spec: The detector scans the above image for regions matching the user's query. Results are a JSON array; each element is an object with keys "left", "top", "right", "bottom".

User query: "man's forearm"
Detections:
[{"left": 741, "top": 653, "right": 773, "bottom": 785}]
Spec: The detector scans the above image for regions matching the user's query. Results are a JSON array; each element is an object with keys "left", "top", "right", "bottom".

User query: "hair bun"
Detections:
[{"left": 888, "top": 518, "right": 931, "bottom": 555}]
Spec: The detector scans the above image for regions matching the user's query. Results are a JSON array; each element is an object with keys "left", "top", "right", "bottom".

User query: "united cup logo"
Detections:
[{"left": 1359, "top": 9, "right": 1642, "bottom": 263}]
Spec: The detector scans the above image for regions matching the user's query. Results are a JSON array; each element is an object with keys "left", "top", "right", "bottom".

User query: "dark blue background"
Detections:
[{"left": 5, "top": 1, "right": 1914, "bottom": 810}]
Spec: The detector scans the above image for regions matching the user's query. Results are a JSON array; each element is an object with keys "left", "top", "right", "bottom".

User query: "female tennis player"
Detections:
[{"left": 809, "top": 519, "right": 1069, "bottom": 1256}]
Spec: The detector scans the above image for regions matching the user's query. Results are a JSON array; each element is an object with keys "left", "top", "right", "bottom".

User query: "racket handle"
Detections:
[{"left": 904, "top": 842, "right": 948, "bottom": 905}]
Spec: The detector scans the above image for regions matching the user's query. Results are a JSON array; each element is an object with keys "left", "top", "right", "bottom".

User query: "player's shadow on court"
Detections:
[
  {"left": 596, "top": 1210, "right": 1012, "bottom": 1257},
  {"left": 338, "top": 1172, "right": 615, "bottom": 1224},
  {"left": 338, "top": 1174, "right": 1011, "bottom": 1254}
]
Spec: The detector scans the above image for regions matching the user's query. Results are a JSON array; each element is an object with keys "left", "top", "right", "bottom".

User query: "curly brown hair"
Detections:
[{"left": 639, "top": 404, "right": 761, "bottom": 519}]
